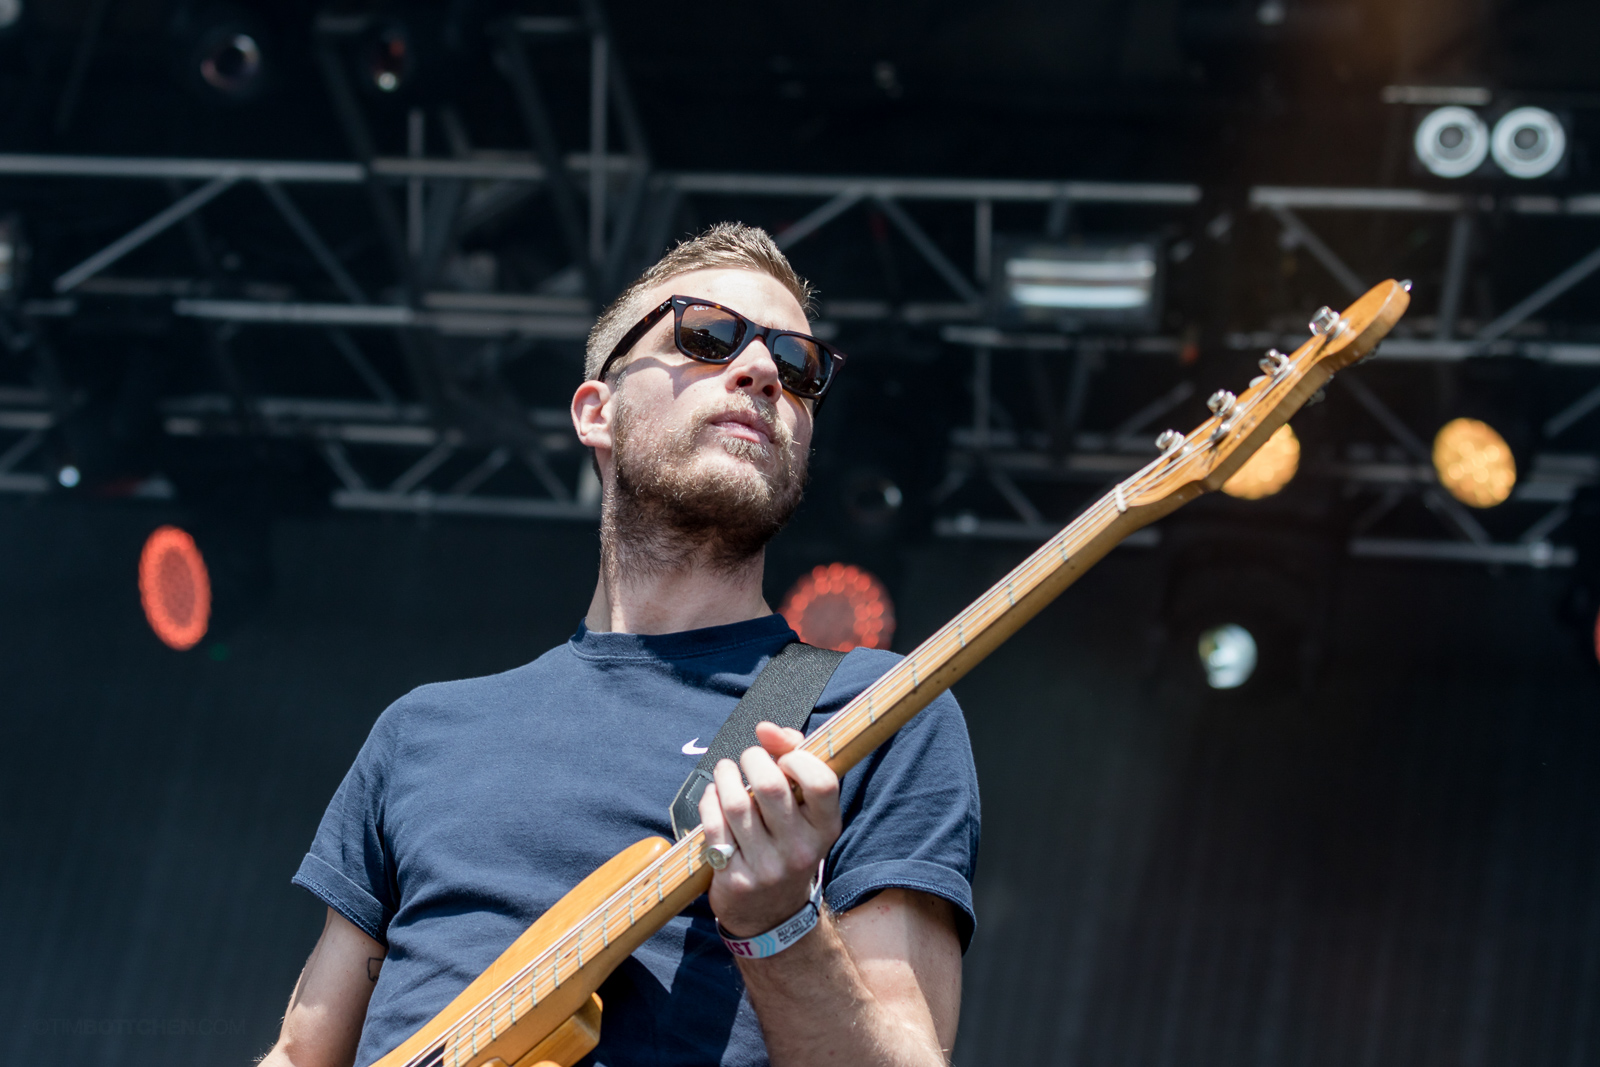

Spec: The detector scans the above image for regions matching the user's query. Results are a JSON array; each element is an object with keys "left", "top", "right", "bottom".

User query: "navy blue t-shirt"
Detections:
[{"left": 293, "top": 614, "right": 980, "bottom": 1067}]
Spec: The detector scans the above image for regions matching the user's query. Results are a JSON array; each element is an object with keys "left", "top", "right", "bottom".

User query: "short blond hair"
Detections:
[{"left": 584, "top": 222, "right": 814, "bottom": 381}]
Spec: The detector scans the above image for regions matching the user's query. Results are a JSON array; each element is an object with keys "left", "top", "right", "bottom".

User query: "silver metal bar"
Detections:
[
  {"left": 0, "top": 472, "right": 50, "bottom": 494},
  {"left": 1250, "top": 187, "right": 1472, "bottom": 212},
  {"left": 259, "top": 180, "right": 367, "bottom": 303},
  {"left": 177, "top": 299, "right": 414, "bottom": 326},
  {"left": 1544, "top": 380, "right": 1600, "bottom": 438},
  {"left": 318, "top": 440, "right": 367, "bottom": 492},
  {"left": 390, "top": 441, "right": 456, "bottom": 494},
  {"left": 588, "top": 34, "right": 608, "bottom": 266},
  {"left": 0, "top": 429, "right": 44, "bottom": 473},
  {"left": 172, "top": 298, "right": 593, "bottom": 338},
  {"left": 932, "top": 515, "right": 1161, "bottom": 546},
  {"left": 1518, "top": 505, "right": 1570, "bottom": 545},
  {"left": 449, "top": 447, "right": 511, "bottom": 496},
  {"left": 332, "top": 488, "right": 598, "bottom": 521},
  {"left": 1269, "top": 206, "right": 1365, "bottom": 297},
  {"left": 0, "top": 154, "right": 365, "bottom": 182},
  {"left": 523, "top": 449, "right": 571, "bottom": 501},
  {"left": 1110, "top": 381, "right": 1196, "bottom": 444},
  {"left": 55, "top": 176, "right": 237, "bottom": 293},
  {"left": 1340, "top": 375, "right": 1432, "bottom": 461},
  {"left": 1476, "top": 241, "right": 1600, "bottom": 344},
  {"left": 0, "top": 153, "right": 638, "bottom": 184},
  {"left": 1423, "top": 487, "right": 1493, "bottom": 546},
  {"left": 407, "top": 109, "right": 426, "bottom": 262},
  {"left": 325, "top": 329, "right": 396, "bottom": 405},
  {"left": 774, "top": 190, "right": 862, "bottom": 250},
  {"left": 874, "top": 195, "right": 982, "bottom": 303},
  {"left": 671, "top": 172, "right": 1201, "bottom": 203},
  {"left": 974, "top": 199, "right": 993, "bottom": 284},
  {"left": 0, "top": 411, "right": 52, "bottom": 431},
  {"left": 1436, "top": 213, "right": 1473, "bottom": 340},
  {"left": 985, "top": 465, "right": 1046, "bottom": 526},
  {"left": 1350, "top": 538, "right": 1574, "bottom": 567}
]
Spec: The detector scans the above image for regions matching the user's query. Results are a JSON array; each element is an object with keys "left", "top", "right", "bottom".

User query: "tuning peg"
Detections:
[
  {"left": 1309, "top": 306, "right": 1343, "bottom": 336},
  {"left": 1206, "top": 389, "right": 1237, "bottom": 417},
  {"left": 1155, "top": 429, "right": 1184, "bottom": 452},
  {"left": 1400, "top": 279, "right": 1413, "bottom": 292},
  {"left": 1259, "top": 348, "right": 1290, "bottom": 376}
]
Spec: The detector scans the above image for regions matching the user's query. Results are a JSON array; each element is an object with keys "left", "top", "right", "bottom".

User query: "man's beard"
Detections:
[{"left": 603, "top": 392, "right": 807, "bottom": 579}]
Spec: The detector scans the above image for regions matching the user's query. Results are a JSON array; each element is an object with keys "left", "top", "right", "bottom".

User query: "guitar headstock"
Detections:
[{"left": 1126, "top": 278, "right": 1411, "bottom": 510}]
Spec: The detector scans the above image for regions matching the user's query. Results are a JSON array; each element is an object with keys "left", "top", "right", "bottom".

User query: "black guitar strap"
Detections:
[{"left": 668, "top": 641, "right": 846, "bottom": 841}]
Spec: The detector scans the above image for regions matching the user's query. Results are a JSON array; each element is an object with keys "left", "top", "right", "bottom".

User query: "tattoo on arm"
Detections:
[{"left": 367, "top": 957, "right": 384, "bottom": 983}]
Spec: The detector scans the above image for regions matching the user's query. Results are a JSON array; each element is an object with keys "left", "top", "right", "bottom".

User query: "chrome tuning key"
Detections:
[
  {"left": 1309, "top": 306, "right": 1343, "bottom": 336},
  {"left": 1259, "top": 348, "right": 1290, "bottom": 377},
  {"left": 1155, "top": 429, "right": 1184, "bottom": 452},
  {"left": 1206, "top": 389, "right": 1237, "bottom": 417}
]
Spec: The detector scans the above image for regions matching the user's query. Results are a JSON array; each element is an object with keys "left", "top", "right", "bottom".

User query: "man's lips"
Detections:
[{"left": 706, "top": 411, "right": 772, "bottom": 446}]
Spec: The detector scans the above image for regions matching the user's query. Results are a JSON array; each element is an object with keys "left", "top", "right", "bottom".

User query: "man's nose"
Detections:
[{"left": 725, "top": 339, "right": 782, "bottom": 401}]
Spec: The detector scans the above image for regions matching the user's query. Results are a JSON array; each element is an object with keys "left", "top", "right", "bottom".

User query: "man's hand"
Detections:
[{"left": 698, "top": 720, "right": 842, "bottom": 938}]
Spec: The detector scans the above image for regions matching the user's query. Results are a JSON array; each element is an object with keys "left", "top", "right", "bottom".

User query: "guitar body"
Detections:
[{"left": 370, "top": 836, "right": 713, "bottom": 1067}]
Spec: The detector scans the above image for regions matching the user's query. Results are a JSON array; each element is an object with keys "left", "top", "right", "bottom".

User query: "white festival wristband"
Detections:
[{"left": 717, "top": 878, "right": 825, "bottom": 960}]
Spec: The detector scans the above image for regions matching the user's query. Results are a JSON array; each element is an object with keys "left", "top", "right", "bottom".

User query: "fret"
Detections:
[
  {"left": 656, "top": 861, "right": 664, "bottom": 902},
  {"left": 866, "top": 692, "right": 875, "bottom": 725},
  {"left": 1005, "top": 576, "right": 1015, "bottom": 606},
  {"left": 909, "top": 657, "right": 919, "bottom": 688},
  {"left": 601, "top": 907, "right": 609, "bottom": 948}
]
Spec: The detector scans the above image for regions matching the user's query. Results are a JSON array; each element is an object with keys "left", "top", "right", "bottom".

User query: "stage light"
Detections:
[
  {"left": 197, "top": 31, "right": 262, "bottom": 95},
  {"left": 1198, "top": 624, "right": 1257, "bottom": 689},
  {"left": 368, "top": 26, "right": 410, "bottom": 92},
  {"left": 1433, "top": 417, "right": 1516, "bottom": 508},
  {"left": 139, "top": 526, "right": 211, "bottom": 651},
  {"left": 0, "top": 0, "right": 21, "bottom": 32},
  {"left": 56, "top": 464, "right": 80, "bottom": 488},
  {"left": 1491, "top": 107, "right": 1566, "bottom": 180},
  {"left": 1414, "top": 106, "right": 1489, "bottom": 179},
  {"left": 779, "top": 563, "right": 895, "bottom": 653},
  {"left": 993, "top": 240, "right": 1161, "bottom": 329},
  {"left": 1222, "top": 424, "right": 1299, "bottom": 500}
]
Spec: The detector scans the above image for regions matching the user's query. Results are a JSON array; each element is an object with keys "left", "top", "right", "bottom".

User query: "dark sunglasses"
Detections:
[{"left": 595, "top": 295, "right": 846, "bottom": 403}]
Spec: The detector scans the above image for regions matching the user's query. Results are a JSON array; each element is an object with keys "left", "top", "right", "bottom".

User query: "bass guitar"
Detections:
[{"left": 374, "top": 278, "right": 1412, "bottom": 1067}]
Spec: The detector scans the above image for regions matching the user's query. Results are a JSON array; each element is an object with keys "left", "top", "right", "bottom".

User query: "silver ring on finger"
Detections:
[{"left": 703, "top": 842, "right": 736, "bottom": 871}]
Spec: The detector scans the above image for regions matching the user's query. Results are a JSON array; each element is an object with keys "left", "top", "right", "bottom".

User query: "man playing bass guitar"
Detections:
[{"left": 260, "top": 223, "right": 982, "bottom": 1067}]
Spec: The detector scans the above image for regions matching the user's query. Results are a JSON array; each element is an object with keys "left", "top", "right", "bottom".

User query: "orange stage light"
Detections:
[
  {"left": 779, "top": 563, "right": 895, "bottom": 652},
  {"left": 1433, "top": 417, "right": 1516, "bottom": 508},
  {"left": 139, "top": 526, "right": 211, "bottom": 651}
]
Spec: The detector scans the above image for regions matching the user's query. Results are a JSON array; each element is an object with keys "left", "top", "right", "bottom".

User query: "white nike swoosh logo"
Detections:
[{"left": 682, "top": 738, "right": 709, "bottom": 755}]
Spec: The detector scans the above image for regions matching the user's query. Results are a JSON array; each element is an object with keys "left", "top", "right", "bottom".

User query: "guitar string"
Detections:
[{"left": 410, "top": 332, "right": 1341, "bottom": 1067}]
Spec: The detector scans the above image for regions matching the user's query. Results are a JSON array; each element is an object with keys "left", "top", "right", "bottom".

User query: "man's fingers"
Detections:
[
  {"left": 776, "top": 748, "right": 841, "bottom": 829},
  {"left": 741, "top": 744, "right": 799, "bottom": 825},
  {"left": 755, "top": 721, "right": 806, "bottom": 758},
  {"left": 697, "top": 769, "right": 731, "bottom": 845}
]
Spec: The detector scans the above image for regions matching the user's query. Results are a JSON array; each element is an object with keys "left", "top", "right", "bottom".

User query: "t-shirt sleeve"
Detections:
[
  {"left": 815, "top": 650, "right": 983, "bottom": 951},
  {"left": 291, "top": 703, "right": 403, "bottom": 944}
]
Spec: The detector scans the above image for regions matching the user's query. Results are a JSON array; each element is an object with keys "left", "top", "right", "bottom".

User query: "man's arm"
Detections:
[
  {"left": 699, "top": 723, "right": 964, "bottom": 1066},
  {"left": 258, "top": 908, "right": 386, "bottom": 1067},
  {"left": 741, "top": 888, "right": 962, "bottom": 1065}
]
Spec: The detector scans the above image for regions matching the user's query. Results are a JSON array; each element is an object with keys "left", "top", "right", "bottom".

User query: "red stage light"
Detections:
[
  {"left": 139, "top": 526, "right": 211, "bottom": 651},
  {"left": 779, "top": 563, "right": 895, "bottom": 652}
]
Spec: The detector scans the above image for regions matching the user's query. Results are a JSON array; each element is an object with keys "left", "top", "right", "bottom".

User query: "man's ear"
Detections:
[{"left": 572, "top": 379, "right": 615, "bottom": 454}]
